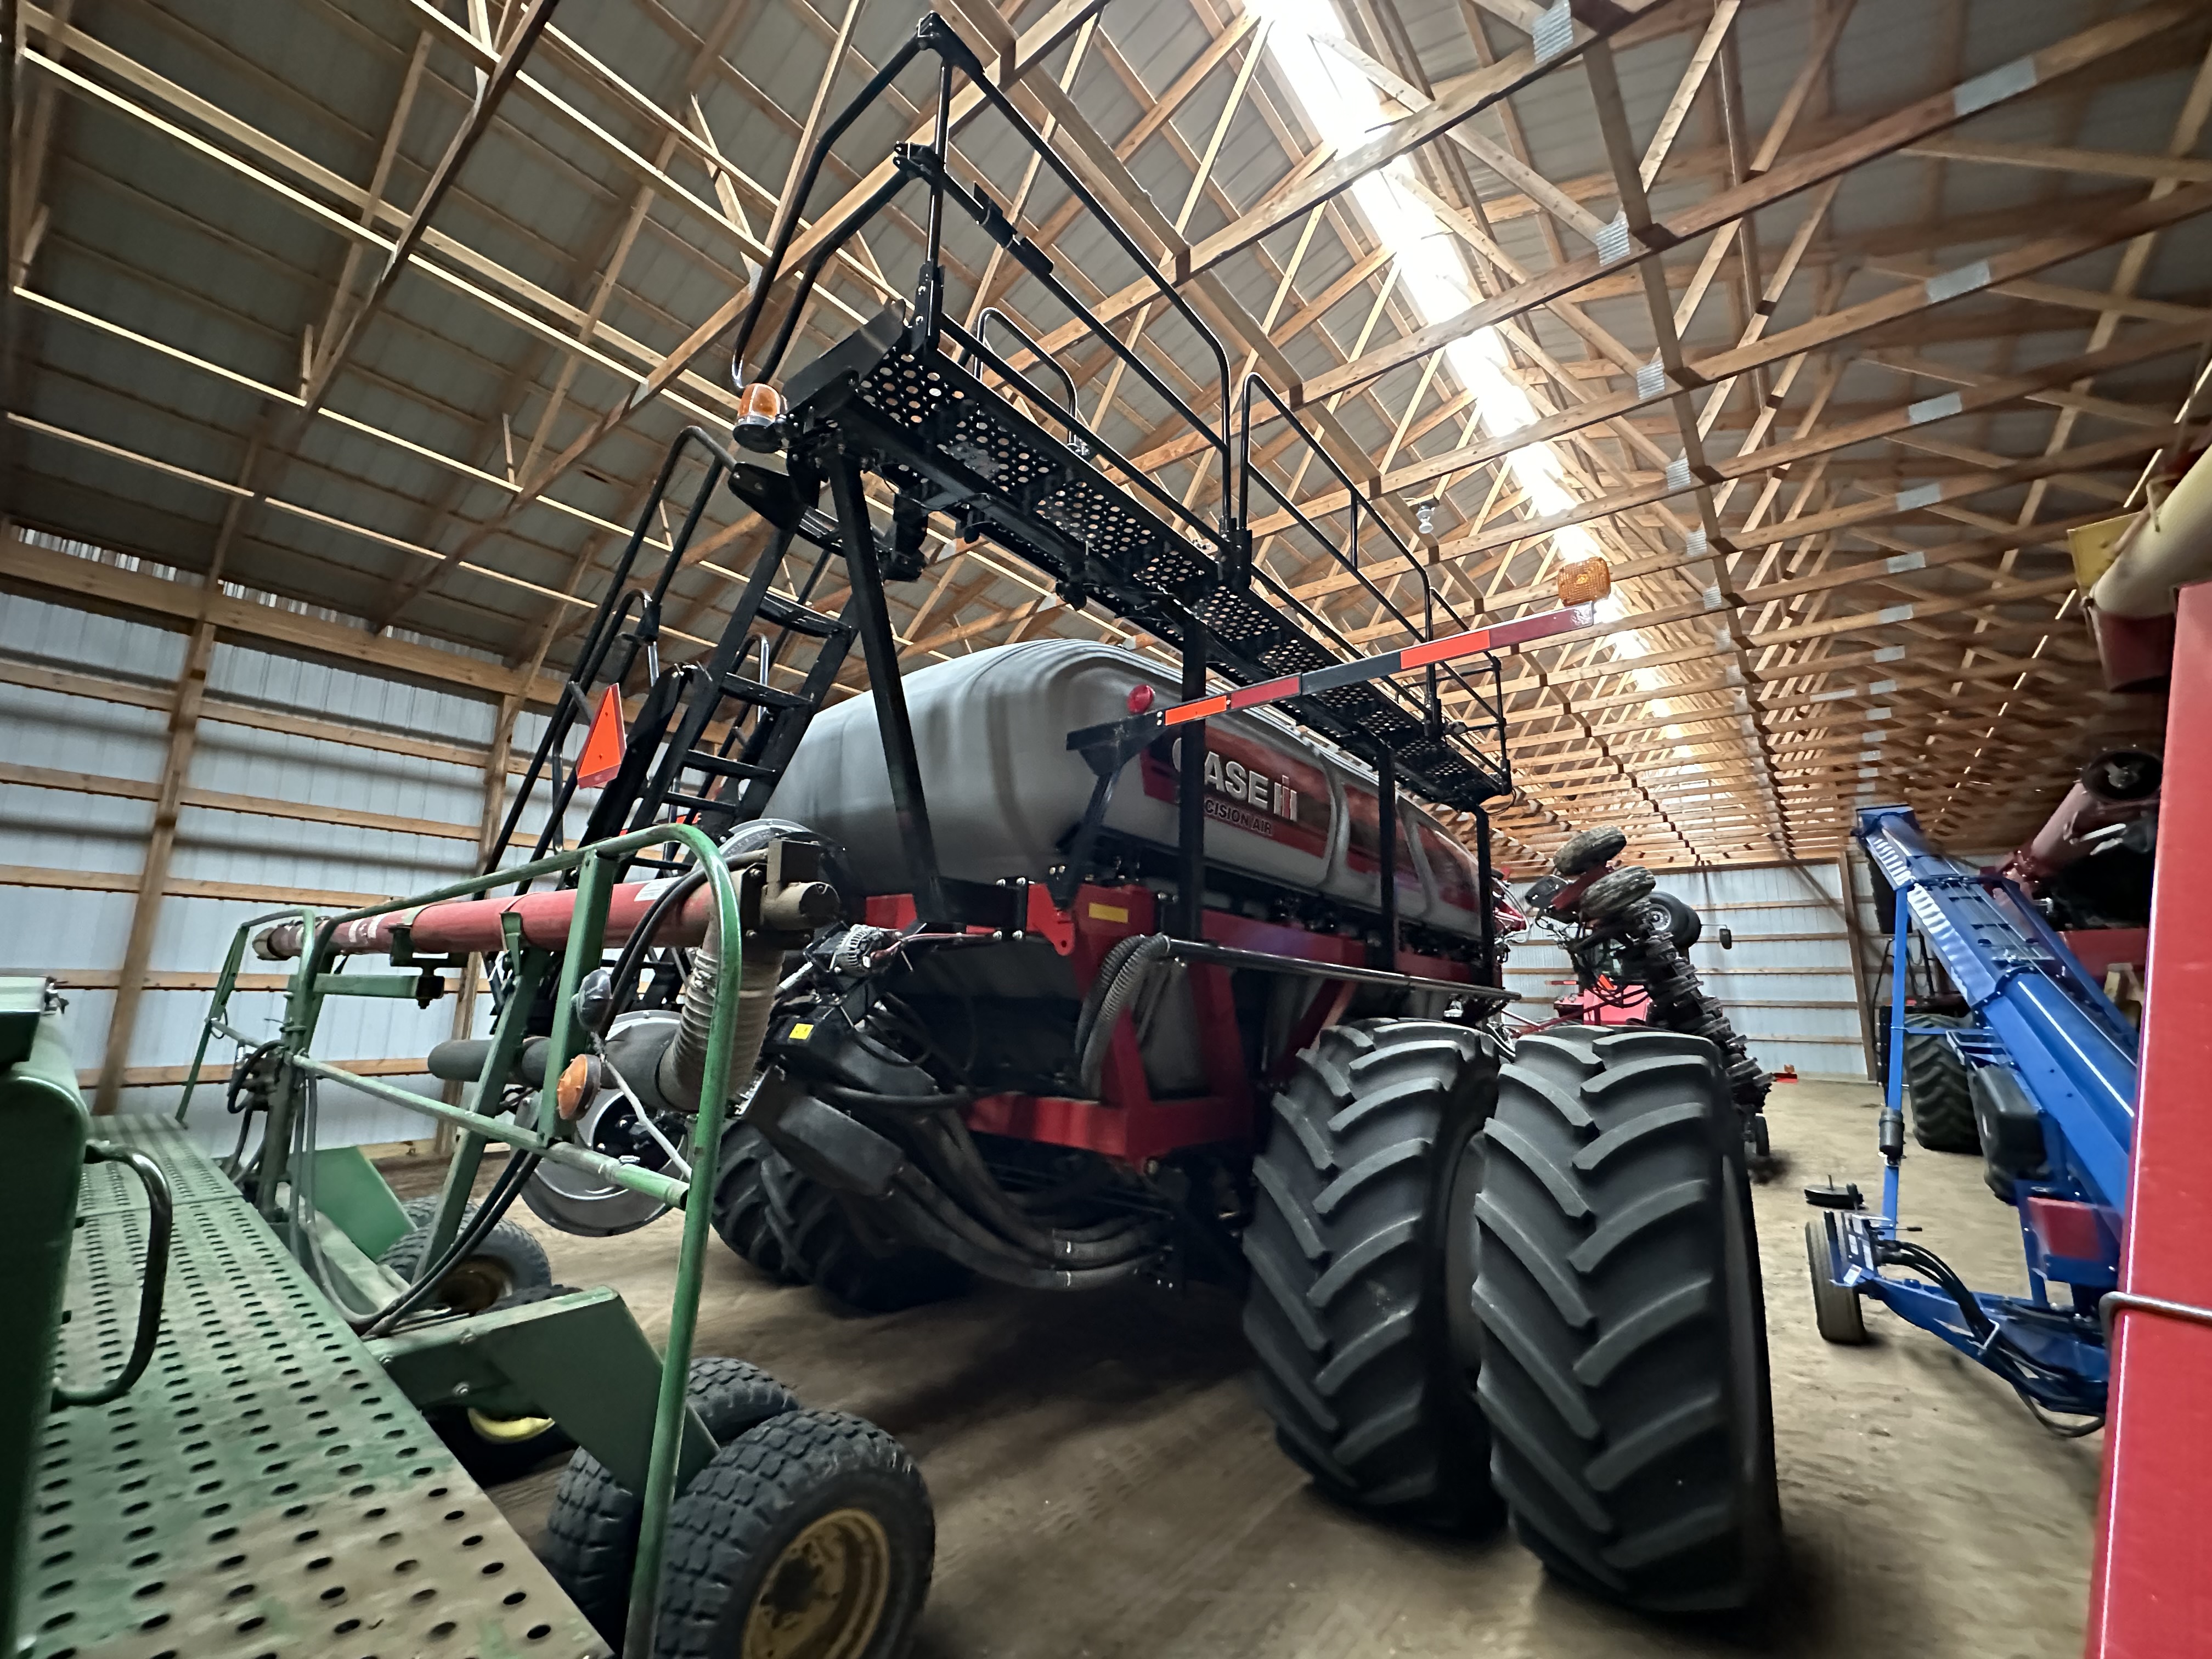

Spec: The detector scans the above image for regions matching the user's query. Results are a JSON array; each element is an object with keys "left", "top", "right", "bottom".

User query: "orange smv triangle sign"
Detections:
[{"left": 576, "top": 685, "right": 627, "bottom": 789}]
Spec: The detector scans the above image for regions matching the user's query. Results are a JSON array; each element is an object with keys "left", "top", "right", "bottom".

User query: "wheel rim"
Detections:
[
  {"left": 465, "top": 1408, "right": 557, "bottom": 1446},
  {"left": 741, "top": 1506, "right": 891, "bottom": 1659}
]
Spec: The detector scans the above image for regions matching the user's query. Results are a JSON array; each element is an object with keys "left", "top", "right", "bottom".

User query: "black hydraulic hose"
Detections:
[
  {"left": 1879, "top": 1237, "right": 1997, "bottom": 1342},
  {"left": 905, "top": 1115, "right": 1158, "bottom": 1264},
  {"left": 1073, "top": 932, "right": 1149, "bottom": 1060},
  {"left": 1878, "top": 1237, "right": 2097, "bottom": 1417},
  {"left": 818, "top": 1081, "right": 974, "bottom": 1112},
  {"left": 358, "top": 1147, "right": 544, "bottom": 1337},
  {"left": 1076, "top": 933, "right": 1173, "bottom": 1096},
  {"left": 52, "top": 1142, "right": 173, "bottom": 1408},
  {"left": 883, "top": 1179, "right": 1156, "bottom": 1291},
  {"left": 607, "top": 866, "right": 710, "bottom": 1027}
]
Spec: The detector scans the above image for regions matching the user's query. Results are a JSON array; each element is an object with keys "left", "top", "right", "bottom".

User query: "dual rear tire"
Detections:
[{"left": 1243, "top": 1018, "right": 1779, "bottom": 1612}]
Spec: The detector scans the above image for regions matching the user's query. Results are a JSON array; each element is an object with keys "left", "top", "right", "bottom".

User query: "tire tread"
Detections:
[{"left": 1474, "top": 1025, "right": 1779, "bottom": 1611}]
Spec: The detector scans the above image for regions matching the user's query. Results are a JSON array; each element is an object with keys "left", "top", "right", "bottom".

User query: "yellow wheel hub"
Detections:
[
  {"left": 742, "top": 1507, "right": 891, "bottom": 1659},
  {"left": 465, "top": 1409, "right": 557, "bottom": 1444}
]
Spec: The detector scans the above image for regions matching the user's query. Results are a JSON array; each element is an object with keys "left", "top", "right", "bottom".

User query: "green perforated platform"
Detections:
[{"left": 20, "top": 1116, "right": 607, "bottom": 1659}]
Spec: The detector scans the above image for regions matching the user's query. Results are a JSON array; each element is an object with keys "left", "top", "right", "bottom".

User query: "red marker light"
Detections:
[{"left": 1127, "top": 684, "right": 1155, "bottom": 714}]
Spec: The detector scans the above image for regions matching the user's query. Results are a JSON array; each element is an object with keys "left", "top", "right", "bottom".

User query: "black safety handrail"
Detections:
[
  {"left": 964, "top": 306, "right": 1079, "bottom": 418},
  {"left": 1238, "top": 373, "right": 1504, "bottom": 752},
  {"left": 726, "top": 11, "right": 1236, "bottom": 531}
]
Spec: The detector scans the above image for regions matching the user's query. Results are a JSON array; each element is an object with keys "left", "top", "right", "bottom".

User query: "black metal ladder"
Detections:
[{"left": 487, "top": 434, "right": 856, "bottom": 888}]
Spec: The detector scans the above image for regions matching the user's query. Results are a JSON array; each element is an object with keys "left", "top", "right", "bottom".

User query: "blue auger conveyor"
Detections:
[{"left": 1807, "top": 803, "right": 2141, "bottom": 1421}]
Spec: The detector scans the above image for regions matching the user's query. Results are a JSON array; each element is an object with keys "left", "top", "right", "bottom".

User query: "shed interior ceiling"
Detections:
[{"left": 5, "top": 0, "right": 2199, "bottom": 871}]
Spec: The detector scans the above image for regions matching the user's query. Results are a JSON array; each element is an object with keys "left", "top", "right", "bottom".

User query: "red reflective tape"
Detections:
[
  {"left": 1400, "top": 628, "right": 1490, "bottom": 668},
  {"left": 1161, "top": 694, "right": 1229, "bottom": 725},
  {"left": 1486, "top": 603, "right": 1594, "bottom": 648},
  {"left": 1227, "top": 675, "right": 1304, "bottom": 709}
]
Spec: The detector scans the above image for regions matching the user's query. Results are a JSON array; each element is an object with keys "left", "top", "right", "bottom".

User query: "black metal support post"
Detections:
[
  {"left": 1473, "top": 805, "right": 1498, "bottom": 986},
  {"left": 1178, "top": 622, "right": 1209, "bottom": 940},
  {"left": 1376, "top": 749, "right": 1399, "bottom": 973},
  {"left": 828, "top": 441, "right": 951, "bottom": 924}
]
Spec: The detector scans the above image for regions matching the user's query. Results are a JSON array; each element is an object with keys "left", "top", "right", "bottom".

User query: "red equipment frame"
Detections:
[
  {"left": 2087, "top": 582, "right": 2212, "bottom": 1656},
  {"left": 865, "top": 881, "right": 1475, "bottom": 1165}
]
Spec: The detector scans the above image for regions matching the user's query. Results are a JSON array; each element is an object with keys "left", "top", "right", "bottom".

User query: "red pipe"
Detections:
[
  {"left": 1995, "top": 750, "right": 2160, "bottom": 895},
  {"left": 252, "top": 879, "right": 718, "bottom": 961}
]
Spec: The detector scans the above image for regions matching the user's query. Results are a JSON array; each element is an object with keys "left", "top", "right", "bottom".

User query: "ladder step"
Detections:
[
  {"left": 681, "top": 750, "right": 776, "bottom": 781},
  {"left": 758, "top": 594, "right": 848, "bottom": 639},
  {"left": 717, "top": 673, "right": 811, "bottom": 710},
  {"left": 662, "top": 790, "right": 727, "bottom": 813}
]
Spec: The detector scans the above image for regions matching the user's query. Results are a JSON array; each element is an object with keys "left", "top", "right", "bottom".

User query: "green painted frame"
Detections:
[{"left": 179, "top": 823, "right": 746, "bottom": 1654}]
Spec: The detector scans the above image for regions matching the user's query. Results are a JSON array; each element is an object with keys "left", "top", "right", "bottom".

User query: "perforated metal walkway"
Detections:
[{"left": 21, "top": 1116, "right": 606, "bottom": 1659}]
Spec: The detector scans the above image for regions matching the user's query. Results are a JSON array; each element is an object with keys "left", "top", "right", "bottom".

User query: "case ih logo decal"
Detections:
[{"left": 1141, "top": 731, "right": 1328, "bottom": 856}]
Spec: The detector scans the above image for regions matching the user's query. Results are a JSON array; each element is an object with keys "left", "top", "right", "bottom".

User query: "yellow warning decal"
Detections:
[
  {"left": 1087, "top": 903, "right": 1130, "bottom": 923},
  {"left": 789, "top": 1023, "right": 815, "bottom": 1041}
]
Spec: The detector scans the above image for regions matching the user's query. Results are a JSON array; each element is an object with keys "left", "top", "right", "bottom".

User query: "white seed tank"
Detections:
[{"left": 767, "top": 640, "right": 1488, "bottom": 939}]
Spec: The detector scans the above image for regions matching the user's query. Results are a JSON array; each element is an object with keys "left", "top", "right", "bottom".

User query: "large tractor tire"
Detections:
[
  {"left": 1474, "top": 1026, "right": 1778, "bottom": 1612},
  {"left": 1903, "top": 1013, "right": 1979, "bottom": 1152},
  {"left": 1242, "top": 1018, "right": 1504, "bottom": 1530},
  {"left": 713, "top": 1124, "right": 969, "bottom": 1314}
]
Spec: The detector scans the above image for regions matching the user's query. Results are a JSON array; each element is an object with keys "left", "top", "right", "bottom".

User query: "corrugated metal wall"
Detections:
[
  {"left": 1, "top": 589, "right": 508, "bottom": 1146},
  {"left": 1505, "top": 859, "right": 1874, "bottom": 1082}
]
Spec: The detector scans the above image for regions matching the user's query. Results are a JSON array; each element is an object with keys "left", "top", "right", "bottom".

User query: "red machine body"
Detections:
[{"left": 862, "top": 880, "right": 1477, "bottom": 1165}]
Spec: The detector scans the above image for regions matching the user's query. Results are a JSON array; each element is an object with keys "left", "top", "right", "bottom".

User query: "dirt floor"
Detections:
[{"left": 385, "top": 1076, "right": 2102, "bottom": 1657}]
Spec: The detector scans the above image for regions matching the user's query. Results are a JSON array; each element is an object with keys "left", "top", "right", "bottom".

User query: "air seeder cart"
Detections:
[
  {"left": 235, "top": 10, "right": 1788, "bottom": 1622},
  {"left": 89, "top": 11, "right": 1792, "bottom": 1648}
]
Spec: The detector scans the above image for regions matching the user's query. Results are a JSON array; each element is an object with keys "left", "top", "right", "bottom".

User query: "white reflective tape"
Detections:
[
  {"left": 1876, "top": 603, "right": 1915, "bottom": 624},
  {"left": 1723, "top": 663, "right": 1745, "bottom": 686},
  {"left": 1667, "top": 456, "right": 1692, "bottom": 490},
  {"left": 1925, "top": 259, "right": 1993, "bottom": 305},
  {"left": 1637, "top": 357, "right": 1668, "bottom": 398},
  {"left": 1811, "top": 687, "right": 1852, "bottom": 703},
  {"left": 1954, "top": 55, "right": 2038, "bottom": 118},
  {"left": 1701, "top": 584, "right": 1725, "bottom": 611},
  {"left": 1906, "top": 391, "right": 1963, "bottom": 426},
  {"left": 1858, "top": 750, "right": 1883, "bottom": 763},
  {"left": 1875, "top": 645, "right": 1906, "bottom": 662},
  {"left": 1867, "top": 707, "right": 1894, "bottom": 721},
  {"left": 1893, "top": 484, "right": 1944, "bottom": 513},
  {"left": 1684, "top": 527, "right": 1708, "bottom": 557},
  {"left": 1884, "top": 550, "right": 1927, "bottom": 574},
  {"left": 1868, "top": 679, "right": 1897, "bottom": 695}
]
